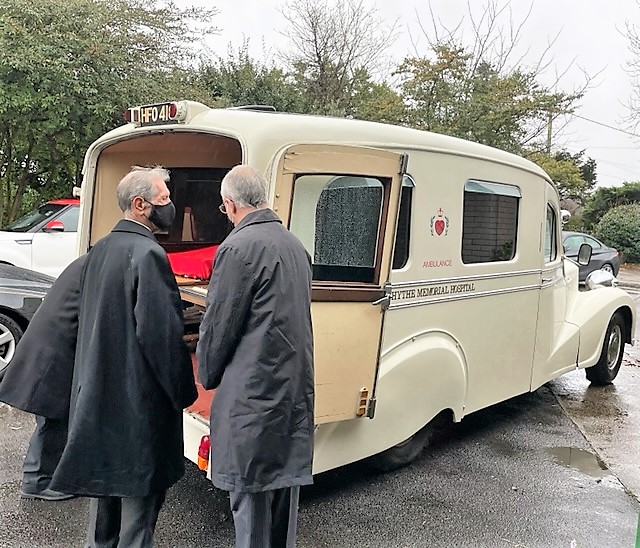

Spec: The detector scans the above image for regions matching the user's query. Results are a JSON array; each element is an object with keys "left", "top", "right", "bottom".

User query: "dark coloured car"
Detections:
[
  {"left": 0, "top": 264, "right": 53, "bottom": 378},
  {"left": 562, "top": 231, "right": 621, "bottom": 282}
]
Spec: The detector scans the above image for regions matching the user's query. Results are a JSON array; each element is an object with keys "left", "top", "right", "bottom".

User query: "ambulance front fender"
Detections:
[{"left": 565, "top": 287, "right": 635, "bottom": 367}]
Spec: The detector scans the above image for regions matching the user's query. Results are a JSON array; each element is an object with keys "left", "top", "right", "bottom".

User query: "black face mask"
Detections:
[{"left": 147, "top": 201, "right": 176, "bottom": 230}]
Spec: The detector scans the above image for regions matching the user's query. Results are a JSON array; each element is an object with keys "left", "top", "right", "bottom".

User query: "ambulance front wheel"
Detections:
[
  {"left": 367, "top": 423, "right": 434, "bottom": 472},
  {"left": 585, "top": 312, "right": 625, "bottom": 386}
]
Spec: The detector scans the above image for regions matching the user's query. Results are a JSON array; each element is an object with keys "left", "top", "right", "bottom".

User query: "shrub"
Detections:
[{"left": 594, "top": 203, "right": 640, "bottom": 263}]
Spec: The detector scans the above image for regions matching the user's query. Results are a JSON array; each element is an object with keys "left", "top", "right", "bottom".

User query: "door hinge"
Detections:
[{"left": 356, "top": 388, "right": 376, "bottom": 419}]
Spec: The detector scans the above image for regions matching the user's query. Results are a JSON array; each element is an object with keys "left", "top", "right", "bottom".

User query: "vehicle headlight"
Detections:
[{"left": 585, "top": 269, "right": 618, "bottom": 290}]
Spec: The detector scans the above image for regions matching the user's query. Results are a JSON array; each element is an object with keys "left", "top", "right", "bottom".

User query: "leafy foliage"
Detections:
[
  {"left": 198, "top": 44, "right": 304, "bottom": 112},
  {"left": 581, "top": 182, "right": 640, "bottom": 231},
  {"left": 527, "top": 150, "right": 595, "bottom": 202},
  {"left": 594, "top": 203, "right": 640, "bottom": 263},
  {"left": 0, "top": 0, "right": 216, "bottom": 224},
  {"left": 396, "top": 45, "right": 580, "bottom": 154}
]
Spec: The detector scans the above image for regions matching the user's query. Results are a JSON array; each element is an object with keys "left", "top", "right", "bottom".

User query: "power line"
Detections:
[{"left": 571, "top": 113, "right": 640, "bottom": 139}]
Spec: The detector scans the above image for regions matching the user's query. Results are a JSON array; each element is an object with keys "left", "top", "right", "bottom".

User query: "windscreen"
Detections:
[{"left": 3, "top": 203, "right": 65, "bottom": 232}]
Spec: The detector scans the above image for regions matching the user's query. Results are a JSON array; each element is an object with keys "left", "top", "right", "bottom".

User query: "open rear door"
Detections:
[{"left": 271, "top": 144, "right": 406, "bottom": 424}]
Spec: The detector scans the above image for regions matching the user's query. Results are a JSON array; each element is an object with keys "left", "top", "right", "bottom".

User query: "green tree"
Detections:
[
  {"left": 397, "top": 0, "right": 587, "bottom": 153},
  {"left": 581, "top": 182, "right": 640, "bottom": 230},
  {"left": 527, "top": 150, "right": 597, "bottom": 203},
  {"left": 0, "top": 0, "right": 217, "bottom": 224},
  {"left": 595, "top": 203, "right": 640, "bottom": 263},
  {"left": 396, "top": 45, "right": 580, "bottom": 154},
  {"left": 198, "top": 44, "right": 304, "bottom": 112}
]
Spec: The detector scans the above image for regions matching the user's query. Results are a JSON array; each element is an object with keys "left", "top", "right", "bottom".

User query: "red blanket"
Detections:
[{"left": 167, "top": 245, "right": 218, "bottom": 280}]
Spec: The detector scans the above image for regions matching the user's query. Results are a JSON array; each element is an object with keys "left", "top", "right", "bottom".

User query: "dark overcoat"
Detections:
[
  {"left": 197, "top": 208, "right": 314, "bottom": 493},
  {"left": 50, "top": 220, "right": 197, "bottom": 497},
  {"left": 0, "top": 254, "right": 86, "bottom": 418}
]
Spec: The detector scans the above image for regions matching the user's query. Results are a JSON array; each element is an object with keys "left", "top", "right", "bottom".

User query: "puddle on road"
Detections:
[{"left": 545, "top": 447, "right": 610, "bottom": 478}]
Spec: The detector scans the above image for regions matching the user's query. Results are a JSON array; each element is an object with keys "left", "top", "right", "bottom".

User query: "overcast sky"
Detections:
[{"left": 199, "top": 0, "right": 640, "bottom": 188}]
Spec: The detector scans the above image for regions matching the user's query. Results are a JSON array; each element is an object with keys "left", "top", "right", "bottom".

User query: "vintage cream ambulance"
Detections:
[{"left": 76, "top": 101, "right": 636, "bottom": 473}]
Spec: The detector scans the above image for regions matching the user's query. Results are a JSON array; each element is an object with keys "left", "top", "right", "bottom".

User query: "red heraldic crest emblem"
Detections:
[{"left": 430, "top": 208, "right": 449, "bottom": 236}]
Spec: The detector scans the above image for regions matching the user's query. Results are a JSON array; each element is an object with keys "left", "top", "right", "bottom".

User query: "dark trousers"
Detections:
[
  {"left": 229, "top": 486, "right": 300, "bottom": 548},
  {"left": 85, "top": 492, "right": 166, "bottom": 548},
  {"left": 22, "top": 415, "right": 67, "bottom": 492}
]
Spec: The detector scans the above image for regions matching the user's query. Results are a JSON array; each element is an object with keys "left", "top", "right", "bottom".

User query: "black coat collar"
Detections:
[
  {"left": 112, "top": 219, "right": 157, "bottom": 241},
  {"left": 231, "top": 209, "right": 282, "bottom": 236}
]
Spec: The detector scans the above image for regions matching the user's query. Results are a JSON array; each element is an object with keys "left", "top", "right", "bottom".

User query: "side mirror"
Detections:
[
  {"left": 577, "top": 243, "right": 592, "bottom": 266},
  {"left": 43, "top": 220, "right": 64, "bottom": 233}
]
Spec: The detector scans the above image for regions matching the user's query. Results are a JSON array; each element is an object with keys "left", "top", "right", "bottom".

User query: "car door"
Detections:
[
  {"left": 271, "top": 144, "right": 405, "bottom": 424},
  {"left": 532, "top": 186, "right": 579, "bottom": 389},
  {"left": 31, "top": 205, "right": 79, "bottom": 277}
]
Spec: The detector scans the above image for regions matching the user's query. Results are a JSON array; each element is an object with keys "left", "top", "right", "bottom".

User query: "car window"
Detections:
[
  {"left": 544, "top": 205, "right": 557, "bottom": 263},
  {"left": 52, "top": 206, "right": 80, "bottom": 232},
  {"left": 563, "top": 235, "right": 583, "bottom": 253},
  {"left": 584, "top": 235, "right": 602, "bottom": 249},
  {"left": 3, "top": 203, "right": 65, "bottom": 232}
]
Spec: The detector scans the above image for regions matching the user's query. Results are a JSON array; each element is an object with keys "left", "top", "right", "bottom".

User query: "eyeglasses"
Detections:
[{"left": 218, "top": 203, "right": 227, "bottom": 214}]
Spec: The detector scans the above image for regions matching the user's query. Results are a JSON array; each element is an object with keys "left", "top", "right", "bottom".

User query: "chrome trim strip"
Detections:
[{"left": 390, "top": 268, "right": 542, "bottom": 288}]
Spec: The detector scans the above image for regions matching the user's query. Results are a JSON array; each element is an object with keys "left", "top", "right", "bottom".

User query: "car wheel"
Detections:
[
  {"left": 601, "top": 263, "right": 614, "bottom": 274},
  {"left": 0, "top": 313, "right": 23, "bottom": 378},
  {"left": 367, "top": 423, "right": 434, "bottom": 472},
  {"left": 585, "top": 312, "right": 625, "bottom": 385}
]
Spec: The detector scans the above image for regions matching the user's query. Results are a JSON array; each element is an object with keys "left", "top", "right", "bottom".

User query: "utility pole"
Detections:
[{"left": 546, "top": 110, "right": 553, "bottom": 154}]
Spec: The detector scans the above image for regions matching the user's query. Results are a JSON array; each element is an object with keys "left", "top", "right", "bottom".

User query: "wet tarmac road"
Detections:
[
  {"left": 2, "top": 376, "right": 639, "bottom": 547},
  {"left": 2, "top": 300, "right": 640, "bottom": 546}
]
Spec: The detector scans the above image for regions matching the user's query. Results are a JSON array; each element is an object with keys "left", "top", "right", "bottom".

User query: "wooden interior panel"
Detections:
[{"left": 90, "top": 133, "right": 242, "bottom": 245}]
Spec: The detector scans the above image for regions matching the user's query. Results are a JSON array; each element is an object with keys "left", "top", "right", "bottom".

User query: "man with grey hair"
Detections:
[
  {"left": 50, "top": 166, "right": 197, "bottom": 547},
  {"left": 198, "top": 165, "right": 314, "bottom": 547}
]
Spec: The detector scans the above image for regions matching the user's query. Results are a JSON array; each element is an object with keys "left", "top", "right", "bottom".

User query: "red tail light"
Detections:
[{"left": 197, "top": 435, "right": 210, "bottom": 471}]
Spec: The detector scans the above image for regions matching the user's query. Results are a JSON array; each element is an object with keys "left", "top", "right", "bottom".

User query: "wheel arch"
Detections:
[
  {"left": 312, "top": 329, "right": 467, "bottom": 474},
  {"left": 568, "top": 288, "right": 636, "bottom": 368},
  {"left": 0, "top": 306, "right": 29, "bottom": 333}
]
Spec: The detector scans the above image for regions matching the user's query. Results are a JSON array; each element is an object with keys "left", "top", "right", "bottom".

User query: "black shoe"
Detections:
[{"left": 20, "top": 487, "right": 76, "bottom": 501}]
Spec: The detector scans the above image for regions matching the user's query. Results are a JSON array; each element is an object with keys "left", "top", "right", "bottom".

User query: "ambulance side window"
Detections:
[
  {"left": 462, "top": 180, "right": 520, "bottom": 264},
  {"left": 289, "top": 175, "right": 385, "bottom": 283},
  {"left": 544, "top": 205, "right": 558, "bottom": 263},
  {"left": 392, "top": 175, "right": 415, "bottom": 270}
]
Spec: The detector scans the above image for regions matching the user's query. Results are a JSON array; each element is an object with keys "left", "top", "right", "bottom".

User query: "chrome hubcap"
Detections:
[
  {"left": 0, "top": 323, "right": 16, "bottom": 369},
  {"left": 606, "top": 325, "right": 622, "bottom": 371}
]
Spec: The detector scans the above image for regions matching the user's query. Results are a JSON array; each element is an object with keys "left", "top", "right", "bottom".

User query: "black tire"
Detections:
[
  {"left": 367, "top": 423, "right": 433, "bottom": 472},
  {"left": 0, "top": 313, "right": 23, "bottom": 379},
  {"left": 586, "top": 312, "right": 625, "bottom": 385}
]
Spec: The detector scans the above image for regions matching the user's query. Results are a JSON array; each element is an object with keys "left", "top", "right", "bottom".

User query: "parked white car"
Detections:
[{"left": 0, "top": 199, "right": 79, "bottom": 277}]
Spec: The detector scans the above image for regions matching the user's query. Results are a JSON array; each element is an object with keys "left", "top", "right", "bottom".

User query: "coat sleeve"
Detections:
[
  {"left": 197, "top": 245, "right": 253, "bottom": 390},
  {"left": 134, "top": 248, "right": 197, "bottom": 410}
]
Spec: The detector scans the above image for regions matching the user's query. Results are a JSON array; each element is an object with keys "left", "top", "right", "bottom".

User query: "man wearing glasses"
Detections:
[{"left": 198, "top": 165, "right": 314, "bottom": 548}]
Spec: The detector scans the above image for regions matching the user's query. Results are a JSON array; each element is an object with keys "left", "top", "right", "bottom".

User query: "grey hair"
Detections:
[
  {"left": 116, "top": 166, "right": 170, "bottom": 212},
  {"left": 220, "top": 165, "right": 267, "bottom": 208}
]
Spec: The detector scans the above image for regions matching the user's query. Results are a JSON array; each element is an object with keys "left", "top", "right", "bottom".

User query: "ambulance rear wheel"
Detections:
[
  {"left": 367, "top": 423, "right": 433, "bottom": 472},
  {"left": 586, "top": 312, "right": 625, "bottom": 386}
]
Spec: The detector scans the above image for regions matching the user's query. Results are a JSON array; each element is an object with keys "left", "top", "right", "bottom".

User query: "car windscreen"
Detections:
[{"left": 2, "top": 203, "right": 65, "bottom": 232}]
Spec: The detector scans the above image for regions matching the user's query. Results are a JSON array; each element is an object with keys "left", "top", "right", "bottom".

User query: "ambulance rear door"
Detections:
[{"left": 271, "top": 144, "right": 406, "bottom": 424}]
